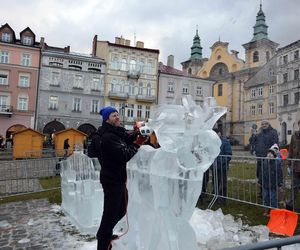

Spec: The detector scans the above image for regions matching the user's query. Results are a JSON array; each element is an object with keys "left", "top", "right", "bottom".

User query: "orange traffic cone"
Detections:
[{"left": 267, "top": 209, "right": 298, "bottom": 236}]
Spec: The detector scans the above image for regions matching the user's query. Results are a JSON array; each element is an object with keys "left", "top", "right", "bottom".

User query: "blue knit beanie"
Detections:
[{"left": 99, "top": 106, "right": 118, "bottom": 121}]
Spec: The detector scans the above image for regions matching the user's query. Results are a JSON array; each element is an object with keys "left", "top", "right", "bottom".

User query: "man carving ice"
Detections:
[{"left": 95, "top": 106, "right": 147, "bottom": 250}]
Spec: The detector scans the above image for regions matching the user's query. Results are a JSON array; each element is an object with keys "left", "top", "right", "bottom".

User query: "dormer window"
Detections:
[
  {"left": 22, "top": 36, "right": 32, "bottom": 45},
  {"left": 1, "top": 32, "right": 11, "bottom": 42}
]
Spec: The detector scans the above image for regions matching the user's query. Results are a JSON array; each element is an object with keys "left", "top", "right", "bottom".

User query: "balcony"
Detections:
[
  {"left": 278, "top": 104, "right": 299, "bottom": 113},
  {"left": 0, "top": 105, "right": 13, "bottom": 116},
  {"left": 135, "top": 94, "right": 156, "bottom": 103},
  {"left": 127, "top": 69, "right": 140, "bottom": 79},
  {"left": 108, "top": 91, "right": 129, "bottom": 100}
]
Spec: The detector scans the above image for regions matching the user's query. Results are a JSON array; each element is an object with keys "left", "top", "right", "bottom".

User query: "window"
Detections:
[
  {"left": 295, "top": 92, "right": 300, "bottom": 104},
  {"left": 18, "top": 94, "right": 28, "bottom": 111},
  {"left": 74, "top": 75, "right": 83, "bottom": 89},
  {"left": 283, "top": 94, "right": 289, "bottom": 106},
  {"left": 147, "top": 59, "right": 154, "bottom": 74},
  {"left": 145, "top": 106, "right": 150, "bottom": 119},
  {"left": 129, "top": 81, "right": 135, "bottom": 95},
  {"left": 0, "top": 71, "right": 8, "bottom": 85},
  {"left": 294, "top": 50, "right": 299, "bottom": 60},
  {"left": 0, "top": 95, "right": 8, "bottom": 111},
  {"left": 269, "top": 103, "right": 274, "bottom": 114},
  {"left": 294, "top": 69, "right": 299, "bottom": 80},
  {"left": 130, "top": 59, "right": 136, "bottom": 71},
  {"left": 283, "top": 73, "right": 288, "bottom": 83},
  {"left": 167, "top": 82, "right": 174, "bottom": 92},
  {"left": 121, "top": 58, "right": 127, "bottom": 71},
  {"left": 21, "top": 54, "right": 31, "bottom": 66},
  {"left": 91, "top": 100, "right": 99, "bottom": 113},
  {"left": 111, "top": 79, "right": 117, "bottom": 92},
  {"left": 91, "top": 77, "right": 100, "bottom": 91},
  {"left": 196, "top": 86, "right": 202, "bottom": 96},
  {"left": 251, "top": 89, "right": 256, "bottom": 98},
  {"left": 138, "top": 82, "right": 143, "bottom": 95},
  {"left": 218, "top": 84, "right": 223, "bottom": 96},
  {"left": 1, "top": 51, "right": 9, "bottom": 63},
  {"left": 250, "top": 105, "right": 256, "bottom": 116},
  {"left": 22, "top": 36, "right": 32, "bottom": 45},
  {"left": 111, "top": 54, "right": 119, "bottom": 69},
  {"left": 127, "top": 104, "right": 134, "bottom": 118},
  {"left": 257, "top": 87, "right": 263, "bottom": 97},
  {"left": 266, "top": 51, "right": 270, "bottom": 62},
  {"left": 49, "top": 96, "right": 58, "bottom": 110},
  {"left": 119, "top": 103, "right": 125, "bottom": 116},
  {"left": 253, "top": 51, "right": 259, "bottom": 62},
  {"left": 139, "top": 59, "right": 145, "bottom": 73},
  {"left": 73, "top": 98, "right": 81, "bottom": 112},
  {"left": 218, "top": 68, "right": 223, "bottom": 75},
  {"left": 283, "top": 55, "right": 288, "bottom": 64},
  {"left": 1, "top": 32, "right": 11, "bottom": 42},
  {"left": 188, "top": 68, "right": 192, "bottom": 75},
  {"left": 257, "top": 104, "right": 263, "bottom": 115},
  {"left": 269, "top": 85, "right": 274, "bottom": 95},
  {"left": 137, "top": 105, "right": 142, "bottom": 119},
  {"left": 19, "top": 74, "right": 30, "bottom": 87},
  {"left": 51, "top": 72, "right": 60, "bottom": 86},
  {"left": 120, "top": 80, "right": 125, "bottom": 93},
  {"left": 146, "top": 83, "right": 151, "bottom": 96}
]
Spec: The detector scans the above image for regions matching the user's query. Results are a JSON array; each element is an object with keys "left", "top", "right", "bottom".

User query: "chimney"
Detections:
[
  {"left": 92, "top": 35, "right": 98, "bottom": 56},
  {"left": 231, "top": 50, "right": 239, "bottom": 57},
  {"left": 125, "top": 39, "right": 130, "bottom": 46},
  {"left": 64, "top": 46, "right": 70, "bottom": 53},
  {"left": 40, "top": 37, "right": 45, "bottom": 49},
  {"left": 167, "top": 55, "right": 174, "bottom": 68},
  {"left": 120, "top": 37, "right": 125, "bottom": 45},
  {"left": 136, "top": 41, "right": 144, "bottom": 48},
  {"left": 115, "top": 37, "right": 121, "bottom": 44}
]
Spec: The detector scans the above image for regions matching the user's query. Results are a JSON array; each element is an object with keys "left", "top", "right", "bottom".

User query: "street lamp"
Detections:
[{"left": 122, "top": 103, "right": 127, "bottom": 126}]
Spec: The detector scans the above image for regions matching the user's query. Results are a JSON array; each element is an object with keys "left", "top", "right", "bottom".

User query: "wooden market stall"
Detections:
[
  {"left": 53, "top": 128, "right": 87, "bottom": 157},
  {"left": 13, "top": 128, "right": 45, "bottom": 159}
]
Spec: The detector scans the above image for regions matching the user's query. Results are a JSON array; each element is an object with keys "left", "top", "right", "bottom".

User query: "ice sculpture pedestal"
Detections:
[{"left": 60, "top": 152, "right": 103, "bottom": 235}]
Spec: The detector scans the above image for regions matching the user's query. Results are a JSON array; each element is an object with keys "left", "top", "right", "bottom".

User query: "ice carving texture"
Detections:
[
  {"left": 60, "top": 152, "right": 102, "bottom": 234},
  {"left": 115, "top": 95, "right": 227, "bottom": 250}
]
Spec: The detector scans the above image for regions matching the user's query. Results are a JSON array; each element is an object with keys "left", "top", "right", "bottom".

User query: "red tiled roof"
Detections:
[{"left": 159, "top": 64, "right": 187, "bottom": 76}]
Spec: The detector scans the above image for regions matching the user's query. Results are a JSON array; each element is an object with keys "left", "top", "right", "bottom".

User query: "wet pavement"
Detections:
[{"left": 0, "top": 199, "right": 94, "bottom": 250}]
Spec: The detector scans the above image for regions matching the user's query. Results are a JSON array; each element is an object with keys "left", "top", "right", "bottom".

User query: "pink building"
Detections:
[{"left": 0, "top": 23, "right": 41, "bottom": 140}]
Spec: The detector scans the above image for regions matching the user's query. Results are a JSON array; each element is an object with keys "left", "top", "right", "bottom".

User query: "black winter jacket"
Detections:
[
  {"left": 255, "top": 126, "right": 278, "bottom": 157},
  {"left": 95, "top": 122, "right": 139, "bottom": 185}
]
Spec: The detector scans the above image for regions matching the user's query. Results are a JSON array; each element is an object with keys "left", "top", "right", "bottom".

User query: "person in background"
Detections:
[
  {"left": 255, "top": 120, "right": 279, "bottom": 195},
  {"left": 95, "top": 106, "right": 148, "bottom": 250},
  {"left": 262, "top": 147, "right": 283, "bottom": 217},
  {"left": 249, "top": 133, "right": 257, "bottom": 155},
  {"left": 211, "top": 128, "right": 232, "bottom": 204},
  {"left": 63, "top": 138, "right": 70, "bottom": 157},
  {"left": 288, "top": 120, "right": 300, "bottom": 210}
]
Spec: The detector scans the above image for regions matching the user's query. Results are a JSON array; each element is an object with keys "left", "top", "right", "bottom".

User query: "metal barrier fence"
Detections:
[
  {"left": 0, "top": 157, "right": 61, "bottom": 197},
  {"left": 201, "top": 154, "right": 300, "bottom": 214}
]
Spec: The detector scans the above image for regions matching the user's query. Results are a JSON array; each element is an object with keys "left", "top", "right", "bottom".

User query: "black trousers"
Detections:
[{"left": 97, "top": 183, "right": 128, "bottom": 250}]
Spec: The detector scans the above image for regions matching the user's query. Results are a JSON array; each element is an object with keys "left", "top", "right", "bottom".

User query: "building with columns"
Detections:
[{"left": 92, "top": 35, "right": 159, "bottom": 129}]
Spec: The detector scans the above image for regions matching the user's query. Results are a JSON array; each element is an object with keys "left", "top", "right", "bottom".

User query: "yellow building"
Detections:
[
  {"left": 13, "top": 128, "right": 45, "bottom": 159},
  {"left": 92, "top": 36, "right": 159, "bottom": 129}
]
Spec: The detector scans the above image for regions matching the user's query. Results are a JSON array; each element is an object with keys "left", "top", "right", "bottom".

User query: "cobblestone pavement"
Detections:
[{"left": 0, "top": 199, "right": 94, "bottom": 250}]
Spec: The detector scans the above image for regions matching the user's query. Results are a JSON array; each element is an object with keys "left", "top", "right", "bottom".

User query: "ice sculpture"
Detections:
[
  {"left": 60, "top": 151, "right": 102, "bottom": 234},
  {"left": 114, "top": 95, "right": 227, "bottom": 250}
]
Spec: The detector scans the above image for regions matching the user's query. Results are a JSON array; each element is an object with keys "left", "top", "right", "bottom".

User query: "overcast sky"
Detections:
[{"left": 1, "top": 0, "right": 299, "bottom": 68}]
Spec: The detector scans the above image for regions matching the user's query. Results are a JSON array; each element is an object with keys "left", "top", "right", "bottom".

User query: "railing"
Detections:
[{"left": 0, "top": 104, "right": 13, "bottom": 114}]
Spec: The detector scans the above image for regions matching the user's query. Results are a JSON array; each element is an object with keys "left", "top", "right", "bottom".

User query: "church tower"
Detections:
[
  {"left": 181, "top": 28, "right": 206, "bottom": 75},
  {"left": 242, "top": 3, "right": 278, "bottom": 68}
]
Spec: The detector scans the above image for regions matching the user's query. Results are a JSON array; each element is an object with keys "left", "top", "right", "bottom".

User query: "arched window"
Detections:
[
  {"left": 253, "top": 51, "right": 259, "bottom": 62},
  {"left": 130, "top": 59, "right": 136, "bottom": 71},
  {"left": 120, "top": 80, "right": 125, "bottom": 93},
  {"left": 138, "top": 82, "right": 143, "bottom": 95},
  {"left": 146, "top": 83, "right": 151, "bottom": 96},
  {"left": 129, "top": 81, "right": 135, "bottom": 95},
  {"left": 266, "top": 51, "right": 270, "bottom": 62},
  {"left": 111, "top": 79, "right": 116, "bottom": 92}
]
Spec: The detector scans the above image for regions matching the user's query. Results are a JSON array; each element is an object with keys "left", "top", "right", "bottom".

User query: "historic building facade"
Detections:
[
  {"left": 158, "top": 55, "right": 213, "bottom": 106},
  {"left": 92, "top": 36, "right": 159, "bottom": 129},
  {"left": 0, "top": 23, "right": 41, "bottom": 139},
  {"left": 276, "top": 40, "right": 300, "bottom": 144},
  {"left": 37, "top": 40, "right": 106, "bottom": 138}
]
